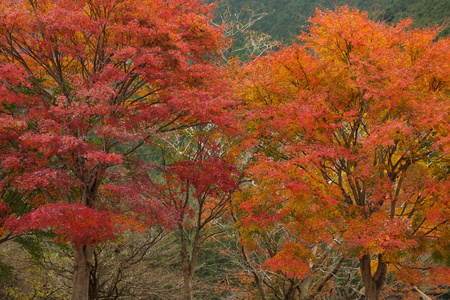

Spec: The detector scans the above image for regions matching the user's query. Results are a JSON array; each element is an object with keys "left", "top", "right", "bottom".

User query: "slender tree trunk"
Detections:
[
  {"left": 72, "top": 245, "right": 94, "bottom": 300},
  {"left": 89, "top": 250, "right": 99, "bottom": 300},
  {"left": 239, "top": 244, "right": 268, "bottom": 300},
  {"left": 181, "top": 242, "right": 194, "bottom": 300},
  {"left": 180, "top": 224, "right": 203, "bottom": 300},
  {"left": 360, "top": 253, "right": 387, "bottom": 300},
  {"left": 180, "top": 223, "right": 194, "bottom": 300},
  {"left": 179, "top": 189, "right": 206, "bottom": 300}
]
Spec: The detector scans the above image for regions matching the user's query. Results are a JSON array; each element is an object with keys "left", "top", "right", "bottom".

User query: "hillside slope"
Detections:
[{"left": 216, "top": 0, "right": 449, "bottom": 42}]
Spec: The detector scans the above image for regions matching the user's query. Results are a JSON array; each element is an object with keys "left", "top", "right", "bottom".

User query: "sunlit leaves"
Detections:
[{"left": 234, "top": 5, "right": 450, "bottom": 294}]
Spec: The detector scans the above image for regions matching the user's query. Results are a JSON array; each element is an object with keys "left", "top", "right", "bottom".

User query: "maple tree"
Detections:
[
  {"left": 154, "top": 128, "right": 239, "bottom": 300},
  {"left": 234, "top": 6, "right": 449, "bottom": 300},
  {"left": 0, "top": 0, "right": 230, "bottom": 298}
]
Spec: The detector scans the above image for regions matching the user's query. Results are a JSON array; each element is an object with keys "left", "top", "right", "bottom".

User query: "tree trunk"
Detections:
[
  {"left": 180, "top": 203, "right": 204, "bottom": 300},
  {"left": 253, "top": 272, "right": 268, "bottom": 300},
  {"left": 360, "top": 253, "right": 387, "bottom": 300},
  {"left": 182, "top": 267, "right": 193, "bottom": 300},
  {"left": 72, "top": 245, "right": 94, "bottom": 300},
  {"left": 238, "top": 244, "right": 268, "bottom": 300},
  {"left": 89, "top": 249, "right": 99, "bottom": 300},
  {"left": 180, "top": 223, "right": 194, "bottom": 300},
  {"left": 299, "top": 275, "right": 312, "bottom": 300}
]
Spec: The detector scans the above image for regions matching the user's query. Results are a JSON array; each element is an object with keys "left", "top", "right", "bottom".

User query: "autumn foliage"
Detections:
[
  {"left": 234, "top": 6, "right": 449, "bottom": 299},
  {"left": 0, "top": 1, "right": 448, "bottom": 299},
  {"left": 0, "top": 0, "right": 230, "bottom": 235},
  {"left": 0, "top": 0, "right": 230, "bottom": 298}
]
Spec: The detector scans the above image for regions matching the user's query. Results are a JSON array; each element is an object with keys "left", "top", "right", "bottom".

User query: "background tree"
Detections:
[
  {"left": 155, "top": 128, "right": 239, "bottom": 300},
  {"left": 213, "top": 0, "right": 450, "bottom": 42},
  {"left": 235, "top": 6, "right": 449, "bottom": 300}
]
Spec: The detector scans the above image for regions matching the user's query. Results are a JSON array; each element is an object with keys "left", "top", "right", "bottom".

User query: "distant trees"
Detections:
[{"left": 216, "top": 0, "right": 450, "bottom": 42}]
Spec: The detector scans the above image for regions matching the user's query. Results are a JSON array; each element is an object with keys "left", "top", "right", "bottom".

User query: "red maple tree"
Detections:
[{"left": 0, "top": 0, "right": 230, "bottom": 298}]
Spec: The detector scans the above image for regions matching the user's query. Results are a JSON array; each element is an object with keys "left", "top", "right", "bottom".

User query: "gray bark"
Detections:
[{"left": 72, "top": 245, "right": 94, "bottom": 300}]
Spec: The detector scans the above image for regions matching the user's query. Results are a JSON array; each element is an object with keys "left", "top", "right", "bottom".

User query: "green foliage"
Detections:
[
  {"left": 195, "top": 240, "right": 234, "bottom": 281},
  {"left": 217, "top": 0, "right": 449, "bottom": 43},
  {"left": 14, "top": 231, "right": 63, "bottom": 263},
  {"left": 1, "top": 189, "right": 35, "bottom": 216},
  {"left": 372, "top": 0, "right": 450, "bottom": 36},
  {"left": 0, "top": 261, "right": 13, "bottom": 283},
  {"left": 15, "top": 236, "right": 45, "bottom": 262},
  {"left": 432, "top": 245, "right": 450, "bottom": 266}
]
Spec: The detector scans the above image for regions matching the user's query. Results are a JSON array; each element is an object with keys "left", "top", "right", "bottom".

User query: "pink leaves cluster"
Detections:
[{"left": 169, "top": 157, "right": 238, "bottom": 198}]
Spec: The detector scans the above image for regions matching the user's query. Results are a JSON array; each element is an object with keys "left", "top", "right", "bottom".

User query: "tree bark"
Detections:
[
  {"left": 360, "top": 253, "right": 387, "bottom": 300},
  {"left": 72, "top": 245, "right": 94, "bottom": 300},
  {"left": 237, "top": 244, "right": 268, "bottom": 300},
  {"left": 182, "top": 268, "right": 193, "bottom": 300},
  {"left": 181, "top": 226, "right": 203, "bottom": 300},
  {"left": 180, "top": 223, "right": 194, "bottom": 300},
  {"left": 299, "top": 275, "right": 313, "bottom": 300},
  {"left": 253, "top": 271, "right": 269, "bottom": 300}
]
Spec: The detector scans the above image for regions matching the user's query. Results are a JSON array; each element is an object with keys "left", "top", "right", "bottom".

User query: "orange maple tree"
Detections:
[{"left": 235, "top": 7, "right": 449, "bottom": 299}]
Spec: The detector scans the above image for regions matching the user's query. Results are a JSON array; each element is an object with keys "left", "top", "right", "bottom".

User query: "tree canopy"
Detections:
[
  {"left": 0, "top": 2, "right": 448, "bottom": 299},
  {"left": 234, "top": 6, "right": 449, "bottom": 299}
]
